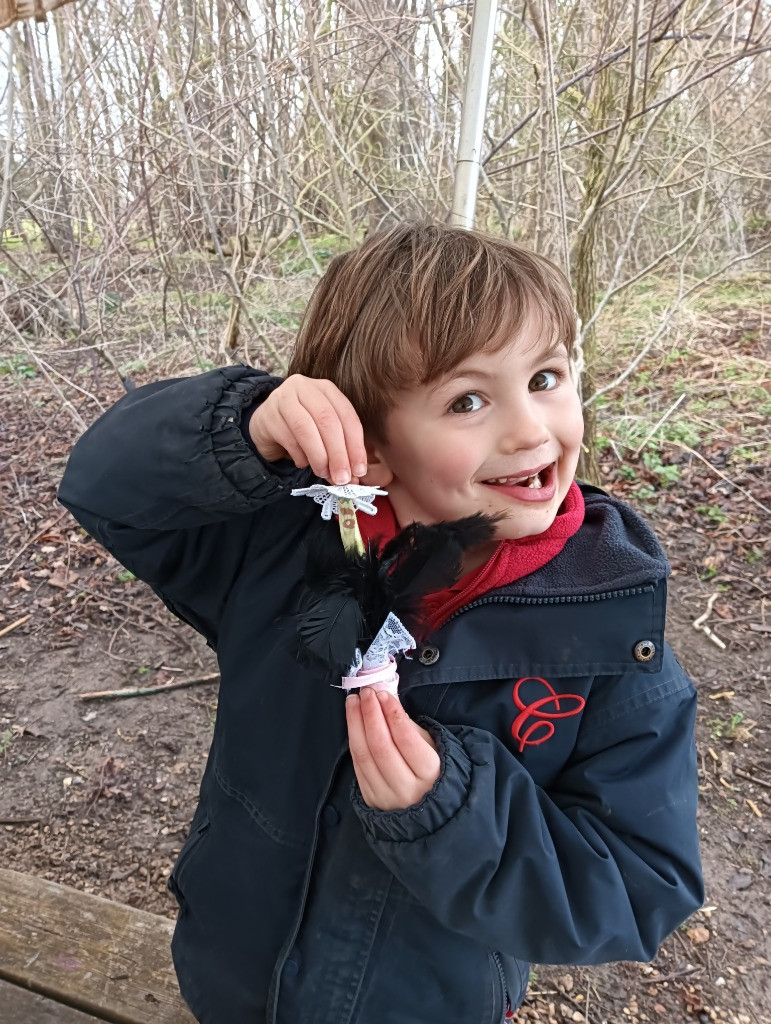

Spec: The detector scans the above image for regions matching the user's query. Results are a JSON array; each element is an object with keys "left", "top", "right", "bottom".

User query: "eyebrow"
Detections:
[
  {"left": 435, "top": 340, "right": 570, "bottom": 389},
  {"left": 532, "top": 338, "right": 570, "bottom": 363}
]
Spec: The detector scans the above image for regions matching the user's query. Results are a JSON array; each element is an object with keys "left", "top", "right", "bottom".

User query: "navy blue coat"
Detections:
[{"left": 58, "top": 367, "right": 703, "bottom": 1024}]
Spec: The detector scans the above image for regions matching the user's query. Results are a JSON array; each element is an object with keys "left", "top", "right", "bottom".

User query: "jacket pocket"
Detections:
[{"left": 167, "top": 815, "right": 210, "bottom": 905}]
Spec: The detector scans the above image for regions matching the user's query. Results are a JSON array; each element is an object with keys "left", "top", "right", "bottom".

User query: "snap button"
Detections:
[
  {"left": 322, "top": 804, "right": 340, "bottom": 826},
  {"left": 634, "top": 640, "right": 656, "bottom": 662},
  {"left": 284, "top": 957, "right": 300, "bottom": 977},
  {"left": 418, "top": 645, "right": 440, "bottom": 666}
]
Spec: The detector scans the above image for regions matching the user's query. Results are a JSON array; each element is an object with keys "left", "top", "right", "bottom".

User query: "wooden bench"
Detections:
[{"left": 0, "top": 868, "right": 196, "bottom": 1024}]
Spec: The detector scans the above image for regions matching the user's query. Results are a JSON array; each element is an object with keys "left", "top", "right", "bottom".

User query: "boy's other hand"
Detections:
[
  {"left": 346, "top": 688, "right": 441, "bottom": 812},
  {"left": 249, "top": 375, "right": 368, "bottom": 485}
]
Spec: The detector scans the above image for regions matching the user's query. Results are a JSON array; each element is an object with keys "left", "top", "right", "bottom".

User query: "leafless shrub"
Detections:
[{"left": 0, "top": 1, "right": 768, "bottom": 463}]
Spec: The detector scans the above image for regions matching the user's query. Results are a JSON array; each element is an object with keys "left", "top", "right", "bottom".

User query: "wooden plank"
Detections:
[
  {"left": 0, "top": 869, "right": 197, "bottom": 1024},
  {"left": 0, "top": 977, "right": 105, "bottom": 1024}
]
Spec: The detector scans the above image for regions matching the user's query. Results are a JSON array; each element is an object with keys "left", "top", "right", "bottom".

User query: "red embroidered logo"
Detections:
[{"left": 511, "top": 677, "right": 585, "bottom": 752}]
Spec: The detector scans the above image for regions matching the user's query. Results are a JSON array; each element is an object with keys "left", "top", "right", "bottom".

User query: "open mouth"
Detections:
[
  {"left": 483, "top": 465, "right": 552, "bottom": 489},
  {"left": 481, "top": 463, "right": 557, "bottom": 501}
]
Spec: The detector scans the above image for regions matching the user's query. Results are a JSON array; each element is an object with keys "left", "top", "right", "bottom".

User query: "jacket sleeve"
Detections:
[
  {"left": 352, "top": 646, "right": 703, "bottom": 965},
  {"left": 58, "top": 366, "right": 312, "bottom": 645}
]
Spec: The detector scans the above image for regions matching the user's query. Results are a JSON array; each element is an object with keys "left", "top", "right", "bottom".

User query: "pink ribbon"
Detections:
[{"left": 341, "top": 655, "right": 399, "bottom": 696}]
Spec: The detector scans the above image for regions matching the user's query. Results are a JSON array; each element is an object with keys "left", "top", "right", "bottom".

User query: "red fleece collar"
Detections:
[{"left": 358, "top": 482, "right": 585, "bottom": 635}]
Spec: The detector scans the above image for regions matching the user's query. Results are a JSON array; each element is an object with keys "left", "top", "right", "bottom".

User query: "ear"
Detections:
[{"left": 360, "top": 436, "right": 393, "bottom": 487}]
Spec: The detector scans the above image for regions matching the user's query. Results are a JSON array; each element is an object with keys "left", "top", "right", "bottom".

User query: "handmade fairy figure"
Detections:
[{"left": 291, "top": 481, "right": 499, "bottom": 694}]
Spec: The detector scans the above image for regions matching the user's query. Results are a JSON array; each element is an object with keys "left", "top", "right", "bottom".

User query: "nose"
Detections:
[{"left": 498, "top": 395, "right": 550, "bottom": 454}]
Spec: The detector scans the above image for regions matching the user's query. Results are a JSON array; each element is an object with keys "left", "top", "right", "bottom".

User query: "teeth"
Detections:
[{"left": 486, "top": 472, "right": 544, "bottom": 486}]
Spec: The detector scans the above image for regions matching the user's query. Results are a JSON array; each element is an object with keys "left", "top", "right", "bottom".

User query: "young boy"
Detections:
[{"left": 58, "top": 223, "right": 703, "bottom": 1024}]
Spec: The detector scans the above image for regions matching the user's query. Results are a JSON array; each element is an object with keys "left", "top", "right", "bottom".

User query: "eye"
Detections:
[
  {"left": 530, "top": 370, "right": 560, "bottom": 392},
  {"left": 449, "top": 392, "right": 485, "bottom": 414}
]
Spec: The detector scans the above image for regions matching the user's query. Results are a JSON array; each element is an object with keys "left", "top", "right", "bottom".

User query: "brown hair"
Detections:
[{"left": 288, "top": 222, "right": 576, "bottom": 436}]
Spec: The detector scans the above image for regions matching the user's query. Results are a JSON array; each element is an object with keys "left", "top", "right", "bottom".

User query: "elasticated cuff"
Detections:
[
  {"left": 351, "top": 720, "right": 472, "bottom": 842},
  {"left": 209, "top": 368, "right": 312, "bottom": 501}
]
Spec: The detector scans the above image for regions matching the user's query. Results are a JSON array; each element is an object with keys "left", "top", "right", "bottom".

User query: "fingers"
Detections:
[
  {"left": 378, "top": 694, "right": 439, "bottom": 776},
  {"left": 316, "top": 381, "right": 368, "bottom": 482},
  {"left": 249, "top": 376, "right": 367, "bottom": 484},
  {"left": 295, "top": 383, "right": 365, "bottom": 484},
  {"left": 346, "top": 690, "right": 397, "bottom": 807},
  {"left": 346, "top": 688, "right": 441, "bottom": 811},
  {"left": 275, "top": 397, "right": 334, "bottom": 479}
]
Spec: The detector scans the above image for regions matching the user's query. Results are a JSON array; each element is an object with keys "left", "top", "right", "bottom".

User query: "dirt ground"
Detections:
[{"left": 1, "top": 329, "right": 769, "bottom": 1024}]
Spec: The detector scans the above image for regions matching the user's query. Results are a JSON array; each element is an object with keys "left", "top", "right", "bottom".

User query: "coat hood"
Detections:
[{"left": 495, "top": 483, "right": 670, "bottom": 599}]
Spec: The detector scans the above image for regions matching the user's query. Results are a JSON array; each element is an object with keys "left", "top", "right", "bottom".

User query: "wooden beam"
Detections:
[
  {"left": 0, "top": 869, "right": 196, "bottom": 1024},
  {"left": 1, "top": 977, "right": 104, "bottom": 1024}
]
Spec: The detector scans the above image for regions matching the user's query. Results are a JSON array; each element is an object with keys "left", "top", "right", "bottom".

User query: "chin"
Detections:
[
  {"left": 494, "top": 503, "right": 561, "bottom": 540},
  {"left": 498, "top": 522, "right": 554, "bottom": 541}
]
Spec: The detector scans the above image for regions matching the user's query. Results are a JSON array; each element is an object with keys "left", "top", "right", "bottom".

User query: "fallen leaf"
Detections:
[{"left": 747, "top": 798, "right": 763, "bottom": 819}]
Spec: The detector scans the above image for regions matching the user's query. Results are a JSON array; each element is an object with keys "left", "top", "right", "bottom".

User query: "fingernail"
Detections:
[
  {"left": 354, "top": 463, "right": 367, "bottom": 477},
  {"left": 377, "top": 690, "right": 389, "bottom": 704},
  {"left": 334, "top": 472, "right": 351, "bottom": 485}
]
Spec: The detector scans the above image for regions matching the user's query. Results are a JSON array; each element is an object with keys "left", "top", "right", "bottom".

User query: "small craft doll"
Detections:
[{"left": 291, "top": 482, "right": 500, "bottom": 694}]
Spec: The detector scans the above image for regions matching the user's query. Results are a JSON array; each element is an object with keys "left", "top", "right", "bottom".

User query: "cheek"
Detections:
[
  {"left": 560, "top": 396, "right": 584, "bottom": 449},
  {"left": 431, "top": 446, "right": 480, "bottom": 486},
  {"left": 569, "top": 416, "right": 585, "bottom": 449}
]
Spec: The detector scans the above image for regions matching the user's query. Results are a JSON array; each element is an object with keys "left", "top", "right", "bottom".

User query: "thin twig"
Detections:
[
  {"left": 0, "top": 614, "right": 31, "bottom": 638},
  {"left": 0, "top": 511, "right": 68, "bottom": 580},
  {"left": 79, "top": 672, "right": 220, "bottom": 701},
  {"left": 584, "top": 240, "right": 771, "bottom": 408},
  {"left": 632, "top": 392, "right": 687, "bottom": 457},
  {"left": 641, "top": 965, "right": 703, "bottom": 984},
  {"left": 734, "top": 768, "right": 771, "bottom": 790},
  {"left": 0, "top": 312, "right": 88, "bottom": 432},
  {"left": 693, "top": 593, "right": 726, "bottom": 650},
  {"left": 79, "top": 591, "right": 193, "bottom": 650},
  {"left": 0, "top": 32, "right": 16, "bottom": 235},
  {"left": 664, "top": 439, "right": 771, "bottom": 516}
]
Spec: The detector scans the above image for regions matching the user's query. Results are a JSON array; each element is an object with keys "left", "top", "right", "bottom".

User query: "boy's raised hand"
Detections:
[
  {"left": 248, "top": 375, "right": 368, "bottom": 485},
  {"left": 346, "top": 688, "right": 441, "bottom": 812}
]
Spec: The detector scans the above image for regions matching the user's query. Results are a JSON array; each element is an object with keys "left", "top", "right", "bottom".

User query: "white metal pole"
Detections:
[{"left": 449, "top": 0, "right": 499, "bottom": 230}]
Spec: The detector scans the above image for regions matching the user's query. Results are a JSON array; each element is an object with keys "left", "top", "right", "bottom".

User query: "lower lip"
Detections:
[{"left": 481, "top": 464, "right": 558, "bottom": 503}]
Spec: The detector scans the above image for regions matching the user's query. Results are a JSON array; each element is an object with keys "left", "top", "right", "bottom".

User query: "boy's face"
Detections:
[{"left": 366, "top": 314, "right": 584, "bottom": 548}]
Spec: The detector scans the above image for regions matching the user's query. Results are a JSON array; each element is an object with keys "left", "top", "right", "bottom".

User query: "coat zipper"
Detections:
[
  {"left": 491, "top": 951, "right": 510, "bottom": 1022},
  {"left": 267, "top": 745, "right": 348, "bottom": 1024},
  {"left": 442, "top": 585, "right": 652, "bottom": 627}
]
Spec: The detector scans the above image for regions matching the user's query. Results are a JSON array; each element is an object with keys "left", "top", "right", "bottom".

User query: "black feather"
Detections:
[
  {"left": 293, "top": 588, "right": 364, "bottom": 677},
  {"left": 384, "top": 512, "right": 503, "bottom": 604},
  {"left": 293, "top": 510, "right": 504, "bottom": 677}
]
